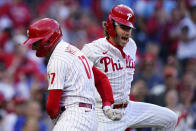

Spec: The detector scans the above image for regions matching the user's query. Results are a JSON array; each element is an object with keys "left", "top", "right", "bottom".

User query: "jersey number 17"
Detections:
[{"left": 78, "top": 55, "right": 92, "bottom": 79}]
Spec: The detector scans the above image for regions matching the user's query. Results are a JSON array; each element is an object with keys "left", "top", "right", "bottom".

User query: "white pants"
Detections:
[
  {"left": 97, "top": 101, "right": 178, "bottom": 131},
  {"left": 53, "top": 105, "right": 97, "bottom": 131}
]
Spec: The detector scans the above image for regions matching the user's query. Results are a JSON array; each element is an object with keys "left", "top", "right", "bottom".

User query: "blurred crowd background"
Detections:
[{"left": 0, "top": 0, "right": 196, "bottom": 131}]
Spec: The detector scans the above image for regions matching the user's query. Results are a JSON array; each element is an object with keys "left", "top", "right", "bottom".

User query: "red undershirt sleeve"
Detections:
[
  {"left": 92, "top": 66, "right": 114, "bottom": 106},
  {"left": 46, "top": 89, "right": 62, "bottom": 119}
]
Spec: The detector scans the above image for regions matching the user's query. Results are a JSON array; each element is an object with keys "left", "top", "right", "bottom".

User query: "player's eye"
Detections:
[
  {"left": 115, "top": 22, "right": 132, "bottom": 31},
  {"left": 120, "top": 25, "right": 132, "bottom": 30}
]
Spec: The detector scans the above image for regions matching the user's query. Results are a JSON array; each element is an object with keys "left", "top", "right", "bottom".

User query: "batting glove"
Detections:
[{"left": 103, "top": 106, "right": 124, "bottom": 121}]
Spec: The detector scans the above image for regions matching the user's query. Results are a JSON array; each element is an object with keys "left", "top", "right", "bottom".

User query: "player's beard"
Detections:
[{"left": 114, "top": 33, "right": 130, "bottom": 48}]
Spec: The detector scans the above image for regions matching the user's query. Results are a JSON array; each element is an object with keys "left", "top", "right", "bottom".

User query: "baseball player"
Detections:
[
  {"left": 82, "top": 4, "right": 178, "bottom": 131},
  {"left": 23, "top": 18, "right": 120, "bottom": 131}
]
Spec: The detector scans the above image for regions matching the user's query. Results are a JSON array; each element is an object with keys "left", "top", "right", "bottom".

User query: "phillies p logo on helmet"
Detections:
[{"left": 127, "top": 13, "right": 132, "bottom": 21}]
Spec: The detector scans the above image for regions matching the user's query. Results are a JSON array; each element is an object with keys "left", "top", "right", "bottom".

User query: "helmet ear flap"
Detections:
[{"left": 106, "top": 15, "right": 116, "bottom": 38}]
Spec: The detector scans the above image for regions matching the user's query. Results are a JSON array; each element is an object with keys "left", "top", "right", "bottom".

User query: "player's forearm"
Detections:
[
  {"left": 92, "top": 66, "right": 114, "bottom": 105},
  {"left": 46, "top": 89, "right": 62, "bottom": 119}
]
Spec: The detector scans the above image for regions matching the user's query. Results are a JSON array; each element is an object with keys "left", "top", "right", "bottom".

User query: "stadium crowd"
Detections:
[{"left": 0, "top": 0, "right": 196, "bottom": 131}]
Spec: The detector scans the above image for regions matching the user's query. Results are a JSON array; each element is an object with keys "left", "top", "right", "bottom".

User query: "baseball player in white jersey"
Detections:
[
  {"left": 23, "top": 18, "right": 117, "bottom": 131},
  {"left": 82, "top": 4, "right": 178, "bottom": 131}
]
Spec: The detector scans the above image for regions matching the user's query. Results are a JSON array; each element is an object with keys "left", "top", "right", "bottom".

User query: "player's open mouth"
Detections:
[{"left": 121, "top": 36, "right": 129, "bottom": 42}]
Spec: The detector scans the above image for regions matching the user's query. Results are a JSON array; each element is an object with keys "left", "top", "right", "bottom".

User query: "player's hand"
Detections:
[{"left": 103, "top": 106, "right": 124, "bottom": 121}]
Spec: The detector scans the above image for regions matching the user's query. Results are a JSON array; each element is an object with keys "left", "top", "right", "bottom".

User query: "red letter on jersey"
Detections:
[{"left": 78, "top": 55, "right": 92, "bottom": 79}]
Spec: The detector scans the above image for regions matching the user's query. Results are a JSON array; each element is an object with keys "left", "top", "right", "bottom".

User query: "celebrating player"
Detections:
[
  {"left": 82, "top": 4, "right": 178, "bottom": 131},
  {"left": 23, "top": 18, "right": 118, "bottom": 131}
]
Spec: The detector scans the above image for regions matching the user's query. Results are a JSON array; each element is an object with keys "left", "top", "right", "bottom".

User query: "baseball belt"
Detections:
[
  {"left": 61, "top": 102, "right": 92, "bottom": 111},
  {"left": 113, "top": 103, "right": 128, "bottom": 109}
]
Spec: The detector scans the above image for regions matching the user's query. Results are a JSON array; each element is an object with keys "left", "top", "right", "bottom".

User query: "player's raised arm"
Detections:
[
  {"left": 92, "top": 66, "right": 123, "bottom": 120},
  {"left": 92, "top": 66, "right": 114, "bottom": 105}
]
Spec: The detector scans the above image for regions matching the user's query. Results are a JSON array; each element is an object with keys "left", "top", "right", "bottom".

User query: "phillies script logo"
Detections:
[
  {"left": 100, "top": 55, "right": 135, "bottom": 72},
  {"left": 126, "top": 55, "right": 135, "bottom": 69}
]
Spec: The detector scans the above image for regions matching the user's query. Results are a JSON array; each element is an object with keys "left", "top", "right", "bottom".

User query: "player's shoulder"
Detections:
[
  {"left": 84, "top": 37, "right": 107, "bottom": 48},
  {"left": 82, "top": 37, "right": 108, "bottom": 54},
  {"left": 125, "top": 38, "right": 137, "bottom": 50},
  {"left": 123, "top": 38, "right": 137, "bottom": 56},
  {"left": 91, "top": 37, "right": 107, "bottom": 44},
  {"left": 51, "top": 40, "right": 77, "bottom": 61}
]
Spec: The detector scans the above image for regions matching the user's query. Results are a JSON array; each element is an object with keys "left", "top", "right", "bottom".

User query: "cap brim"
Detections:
[
  {"left": 119, "top": 21, "right": 135, "bottom": 29},
  {"left": 23, "top": 37, "right": 42, "bottom": 48},
  {"left": 128, "top": 23, "right": 135, "bottom": 29},
  {"left": 113, "top": 17, "right": 135, "bottom": 29}
]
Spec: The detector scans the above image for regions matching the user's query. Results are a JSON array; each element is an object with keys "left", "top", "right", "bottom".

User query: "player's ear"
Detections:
[
  {"left": 102, "top": 21, "right": 106, "bottom": 28},
  {"left": 102, "top": 21, "right": 110, "bottom": 38}
]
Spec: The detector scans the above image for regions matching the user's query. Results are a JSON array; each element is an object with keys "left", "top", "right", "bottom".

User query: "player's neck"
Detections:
[
  {"left": 107, "top": 37, "right": 125, "bottom": 58},
  {"left": 108, "top": 37, "right": 116, "bottom": 46},
  {"left": 108, "top": 37, "right": 123, "bottom": 49}
]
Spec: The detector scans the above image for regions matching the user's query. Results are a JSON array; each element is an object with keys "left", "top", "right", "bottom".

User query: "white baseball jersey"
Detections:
[
  {"left": 82, "top": 37, "right": 177, "bottom": 131},
  {"left": 47, "top": 39, "right": 97, "bottom": 131},
  {"left": 82, "top": 37, "right": 136, "bottom": 105}
]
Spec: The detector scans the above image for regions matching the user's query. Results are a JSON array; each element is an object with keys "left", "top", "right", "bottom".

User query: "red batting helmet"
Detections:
[
  {"left": 24, "top": 18, "right": 62, "bottom": 57},
  {"left": 106, "top": 4, "right": 135, "bottom": 38}
]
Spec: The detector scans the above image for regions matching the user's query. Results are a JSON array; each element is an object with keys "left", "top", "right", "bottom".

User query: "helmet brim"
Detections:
[
  {"left": 23, "top": 37, "right": 43, "bottom": 48},
  {"left": 112, "top": 16, "right": 135, "bottom": 29}
]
